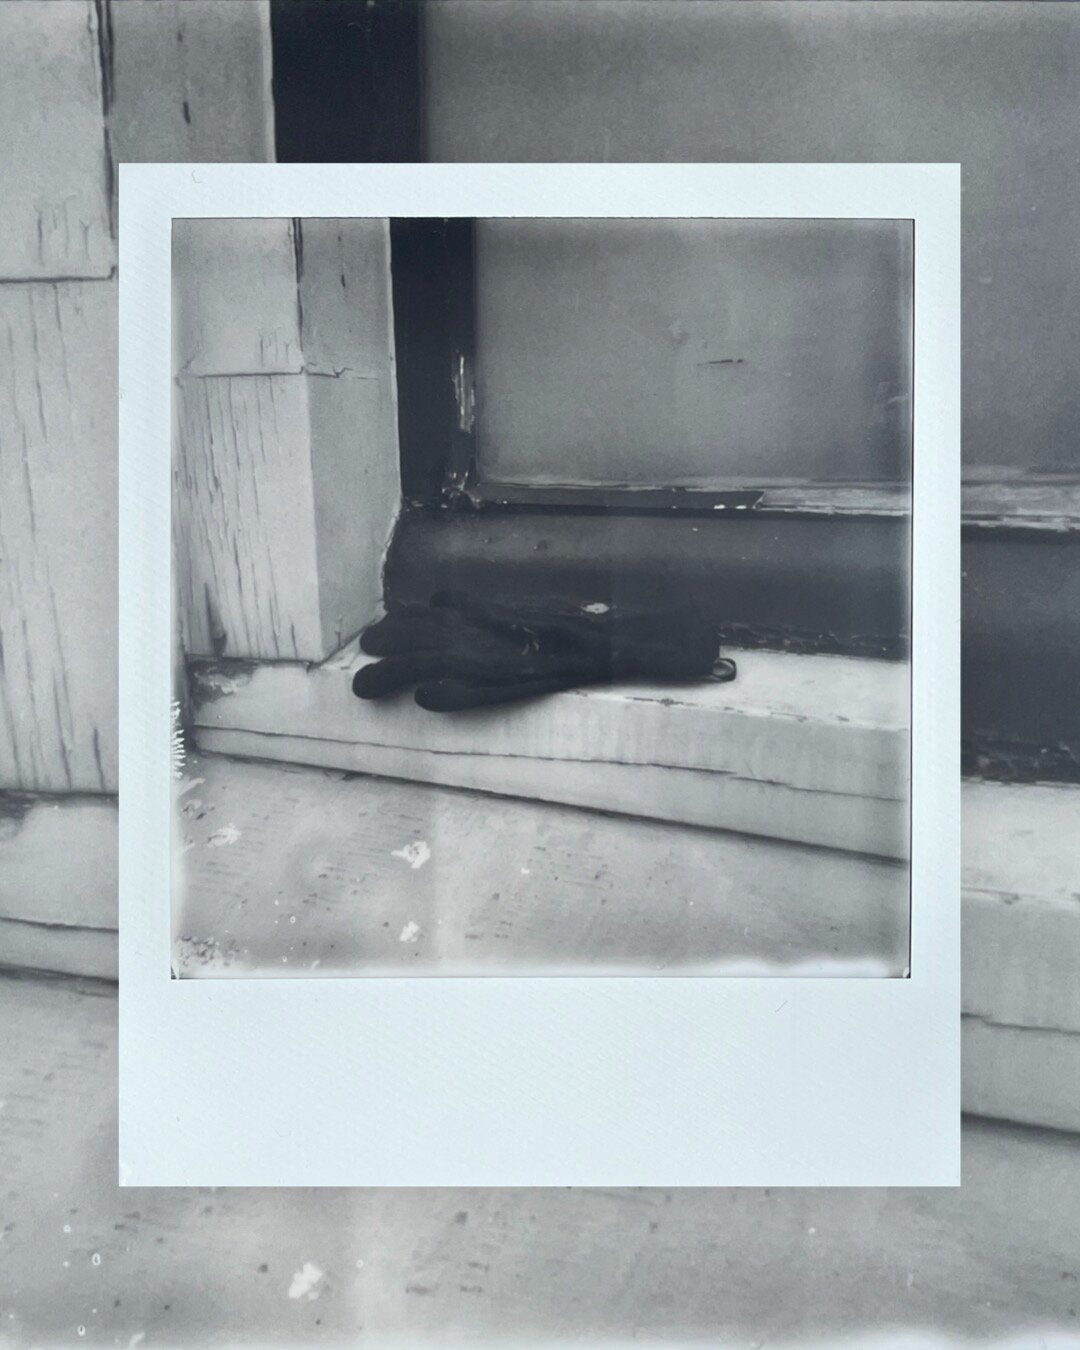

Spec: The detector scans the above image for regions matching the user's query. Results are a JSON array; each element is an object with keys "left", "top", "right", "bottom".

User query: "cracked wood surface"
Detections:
[
  {"left": 0, "top": 0, "right": 274, "bottom": 796},
  {"left": 0, "top": 282, "right": 118, "bottom": 791},
  {"left": 173, "top": 218, "right": 401, "bottom": 659},
  {"left": 3, "top": 970, "right": 1080, "bottom": 1343}
]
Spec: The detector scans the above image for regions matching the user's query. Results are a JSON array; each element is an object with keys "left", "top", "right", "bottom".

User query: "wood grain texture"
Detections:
[
  {"left": 0, "top": 1, "right": 114, "bottom": 280},
  {"left": 173, "top": 219, "right": 401, "bottom": 659},
  {"left": 2, "top": 972, "right": 1079, "bottom": 1343},
  {"left": 108, "top": 0, "right": 273, "bottom": 175},
  {"left": 173, "top": 375, "right": 323, "bottom": 659},
  {"left": 0, "top": 281, "right": 118, "bottom": 791},
  {"left": 172, "top": 752, "right": 909, "bottom": 976}
]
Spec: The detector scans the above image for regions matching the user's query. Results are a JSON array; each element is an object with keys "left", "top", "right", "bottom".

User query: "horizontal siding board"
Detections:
[{"left": 0, "top": 281, "right": 118, "bottom": 792}]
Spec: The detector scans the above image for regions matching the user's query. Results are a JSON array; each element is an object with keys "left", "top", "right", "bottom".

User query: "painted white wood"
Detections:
[
  {"left": 188, "top": 647, "right": 910, "bottom": 856},
  {"left": 174, "top": 369, "right": 401, "bottom": 660},
  {"left": 0, "top": 281, "right": 118, "bottom": 792},
  {"left": 0, "top": 1, "right": 114, "bottom": 280},
  {"left": 196, "top": 724, "right": 911, "bottom": 864},
  {"left": 962, "top": 779, "right": 1080, "bottom": 1034},
  {"left": 0, "top": 795, "right": 117, "bottom": 930},
  {"left": 108, "top": 0, "right": 274, "bottom": 179},
  {"left": 963, "top": 1016, "right": 1080, "bottom": 1135},
  {"left": 172, "top": 219, "right": 303, "bottom": 376},
  {"left": 173, "top": 219, "right": 401, "bottom": 660}
]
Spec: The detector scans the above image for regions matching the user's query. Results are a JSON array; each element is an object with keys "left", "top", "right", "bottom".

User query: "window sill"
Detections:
[{"left": 189, "top": 644, "right": 910, "bottom": 861}]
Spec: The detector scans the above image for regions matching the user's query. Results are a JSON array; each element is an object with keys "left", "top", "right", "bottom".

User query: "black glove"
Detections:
[{"left": 352, "top": 591, "right": 736, "bottom": 712}]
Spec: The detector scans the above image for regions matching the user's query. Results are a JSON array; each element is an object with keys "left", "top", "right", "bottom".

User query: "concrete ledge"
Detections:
[
  {"left": 962, "top": 779, "right": 1080, "bottom": 1033},
  {"left": 0, "top": 916, "right": 117, "bottom": 982},
  {"left": 190, "top": 646, "right": 910, "bottom": 859},
  {"left": 0, "top": 793, "right": 117, "bottom": 930},
  {"left": 963, "top": 1016, "right": 1080, "bottom": 1134}
]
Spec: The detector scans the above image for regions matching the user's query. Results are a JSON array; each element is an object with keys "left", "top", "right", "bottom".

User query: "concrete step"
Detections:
[{"left": 190, "top": 645, "right": 911, "bottom": 859}]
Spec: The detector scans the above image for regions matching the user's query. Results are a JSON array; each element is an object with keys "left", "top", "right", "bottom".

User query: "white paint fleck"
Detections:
[
  {"left": 128, "top": 1334, "right": 146, "bottom": 1350},
  {"left": 355, "top": 1258, "right": 365, "bottom": 1269},
  {"left": 392, "top": 840, "right": 431, "bottom": 870},
  {"left": 77, "top": 1328, "right": 85, "bottom": 1338},
  {"left": 63, "top": 1224, "right": 71, "bottom": 1234},
  {"left": 91, "top": 1252, "right": 101, "bottom": 1266},
  {"left": 582, "top": 602, "right": 610, "bottom": 614},
  {"left": 287, "top": 1261, "right": 324, "bottom": 1301},
  {"left": 207, "top": 824, "right": 241, "bottom": 847},
  {"left": 520, "top": 867, "right": 531, "bottom": 875},
  {"left": 399, "top": 921, "right": 421, "bottom": 944}
]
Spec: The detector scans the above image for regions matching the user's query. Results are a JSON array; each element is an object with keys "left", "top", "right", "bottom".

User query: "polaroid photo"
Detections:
[{"left": 119, "top": 163, "right": 959, "bottom": 1186}]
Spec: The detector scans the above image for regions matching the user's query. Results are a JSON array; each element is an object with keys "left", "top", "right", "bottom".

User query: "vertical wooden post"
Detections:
[{"left": 172, "top": 217, "right": 401, "bottom": 662}]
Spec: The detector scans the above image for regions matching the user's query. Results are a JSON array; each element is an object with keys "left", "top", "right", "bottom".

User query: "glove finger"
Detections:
[
  {"left": 414, "top": 671, "right": 600, "bottom": 713},
  {"left": 359, "top": 607, "right": 461, "bottom": 657},
  {"left": 352, "top": 653, "right": 446, "bottom": 699}
]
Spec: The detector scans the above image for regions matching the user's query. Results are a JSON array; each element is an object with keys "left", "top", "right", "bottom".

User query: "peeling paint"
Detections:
[
  {"left": 287, "top": 1261, "right": 324, "bottom": 1301},
  {"left": 392, "top": 840, "right": 430, "bottom": 870}
]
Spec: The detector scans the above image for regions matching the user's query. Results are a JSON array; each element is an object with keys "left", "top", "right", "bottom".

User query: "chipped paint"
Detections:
[
  {"left": 392, "top": 840, "right": 430, "bottom": 870},
  {"left": 207, "top": 824, "right": 241, "bottom": 847},
  {"left": 398, "top": 921, "right": 421, "bottom": 943},
  {"left": 287, "top": 1261, "right": 324, "bottom": 1301}
]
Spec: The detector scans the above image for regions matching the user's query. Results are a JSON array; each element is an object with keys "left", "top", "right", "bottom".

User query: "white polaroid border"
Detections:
[{"left": 119, "top": 163, "right": 960, "bottom": 1187}]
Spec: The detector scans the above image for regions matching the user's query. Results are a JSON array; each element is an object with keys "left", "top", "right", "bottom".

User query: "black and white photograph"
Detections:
[
  {"left": 1, "top": 0, "right": 1079, "bottom": 1343},
  {"left": 171, "top": 212, "right": 914, "bottom": 978}
]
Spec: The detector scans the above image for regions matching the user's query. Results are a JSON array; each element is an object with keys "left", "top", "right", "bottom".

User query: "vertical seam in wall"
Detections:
[{"left": 90, "top": 0, "right": 116, "bottom": 240}]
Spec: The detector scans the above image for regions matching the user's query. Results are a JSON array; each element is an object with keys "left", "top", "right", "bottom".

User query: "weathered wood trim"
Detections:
[
  {"left": 172, "top": 219, "right": 304, "bottom": 377},
  {"left": 173, "top": 218, "right": 401, "bottom": 661},
  {"left": 961, "top": 779, "right": 1080, "bottom": 1034},
  {"left": 0, "top": 1, "right": 115, "bottom": 281},
  {"left": 108, "top": 0, "right": 274, "bottom": 199},
  {"left": 173, "top": 750, "right": 909, "bottom": 977},
  {"left": 188, "top": 646, "right": 911, "bottom": 859},
  {"left": 0, "top": 281, "right": 119, "bottom": 792}
]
